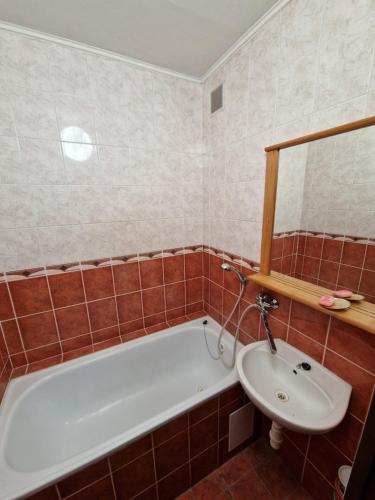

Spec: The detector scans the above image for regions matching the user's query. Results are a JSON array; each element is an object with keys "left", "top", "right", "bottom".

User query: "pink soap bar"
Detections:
[
  {"left": 333, "top": 290, "right": 352, "bottom": 298},
  {"left": 319, "top": 295, "right": 335, "bottom": 307}
]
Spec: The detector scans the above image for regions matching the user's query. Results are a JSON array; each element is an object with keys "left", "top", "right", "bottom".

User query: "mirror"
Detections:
[{"left": 272, "top": 125, "right": 375, "bottom": 303}]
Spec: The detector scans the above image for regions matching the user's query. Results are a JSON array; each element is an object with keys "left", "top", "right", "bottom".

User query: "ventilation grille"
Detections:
[{"left": 211, "top": 84, "right": 223, "bottom": 114}]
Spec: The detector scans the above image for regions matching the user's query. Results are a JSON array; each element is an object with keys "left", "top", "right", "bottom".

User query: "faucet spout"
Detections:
[
  {"left": 260, "top": 310, "right": 277, "bottom": 355},
  {"left": 256, "top": 292, "right": 279, "bottom": 354}
]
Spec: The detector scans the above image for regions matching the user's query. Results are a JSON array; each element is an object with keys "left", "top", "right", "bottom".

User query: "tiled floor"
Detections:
[{"left": 178, "top": 439, "right": 313, "bottom": 500}]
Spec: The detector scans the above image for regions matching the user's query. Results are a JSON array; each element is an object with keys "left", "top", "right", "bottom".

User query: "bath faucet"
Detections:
[{"left": 256, "top": 293, "right": 278, "bottom": 354}]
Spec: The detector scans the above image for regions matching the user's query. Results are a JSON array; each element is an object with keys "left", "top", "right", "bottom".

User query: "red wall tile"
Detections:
[
  {"left": 58, "top": 459, "right": 109, "bottom": 497},
  {"left": 62, "top": 334, "right": 92, "bottom": 354},
  {"left": 328, "top": 319, "right": 375, "bottom": 374},
  {"left": 364, "top": 245, "right": 375, "bottom": 271},
  {"left": 359, "top": 269, "right": 375, "bottom": 296},
  {"left": 110, "top": 435, "right": 152, "bottom": 471},
  {"left": 289, "top": 301, "right": 329, "bottom": 345},
  {"left": 69, "top": 477, "right": 115, "bottom": 500},
  {"left": 0, "top": 283, "right": 13, "bottom": 321},
  {"left": 154, "top": 430, "right": 189, "bottom": 478},
  {"left": 302, "top": 462, "right": 332, "bottom": 500},
  {"left": 287, "top": 328, "right": 324, "bottom": 363},
  {"left": 27, "top": 342, "right": 61, "bottom": 364},
  {"left": 337, "top": 264, "right": 361, "bottom": 290},
  {"left": 163, "top": 255, "right": 184, "bottom": 284},
  {"left": 87, "top": 298, "right": 118, "bottom": 331},
  {"left": 158, "top": 463, "right": 190, "bottom": 499},
  {"left": 113, "top": 262, "right": 140, "bottom": 295},
  {"left": 139, "top": 259, "right": 164, "bottom": 289},
  {"left": 55, "top": 304, "right": 90, "bottom": 339},
  {"left": 83, "top": 267, "right": 114, "bottom": 301},
  {"left": 341, "top": 241, "right": 366, "bottom": 268},
  {"left": 325, "top": 412, "right": 363, "bottom": 461},
  {"left": 185, "top": 252, "right": 203, "bottom": 279},
  {"left": 324, "top": 350, "right": 374, "bottom": 421},
  {"left": 209, "top": 254, "right": 223, "bottom": 286},
  {"left": 112, "top": 451, "right": 156, "bottom": 500},
  {"left": 322, "top": 238, "right": 343, "bottom": 262},
  {"left": 165, "top": 282, "right": 185, "bottom": 310},
  {"left": 48, "top": 272, "right": 85, "bottom": 308},
  {"left": 116, "top": 292, "right": 143, "bottom": 324},
  {"left": 186, "top": 278, "right": 203, "bottom": 304},
  {"left": 142, "top": 286, "right": 165, "bottom": 317},
  {"left": 308, "top": 435, "right": 350, "bottom": 485},
  {"left": 18, "top": 311, "right": 58, "bottom": 350},
  {"left": 2, "top": 320, "right": 23, "bottom": 354},
  {"left": 9, "top": 277, "right": 52, "bottom": 316},
  {"left": 305, "top": 236, "right": 323, "bottom": 259}
]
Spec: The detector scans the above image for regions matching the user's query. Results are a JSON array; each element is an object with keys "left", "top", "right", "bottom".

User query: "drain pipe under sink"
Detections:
[{"left": 269, "top": 421, "right": 283, "bottom": 449}]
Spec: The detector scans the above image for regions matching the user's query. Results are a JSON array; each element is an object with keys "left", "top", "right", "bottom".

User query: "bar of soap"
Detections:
[
  {"left": 319, "top": 295, "right": 335, "bottom": 307},
  {"left": 333, "top": 290, "right": 353, "bottom": 298}
]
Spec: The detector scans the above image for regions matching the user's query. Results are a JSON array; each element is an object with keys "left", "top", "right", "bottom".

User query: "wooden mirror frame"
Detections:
[{"left": 250, "top": 116, "right": 375, "bottom": 335}]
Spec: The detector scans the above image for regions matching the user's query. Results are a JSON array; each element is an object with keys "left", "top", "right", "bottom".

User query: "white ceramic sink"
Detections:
[{"left": 237, "top": 339, "right": 351, "bottom": 437}]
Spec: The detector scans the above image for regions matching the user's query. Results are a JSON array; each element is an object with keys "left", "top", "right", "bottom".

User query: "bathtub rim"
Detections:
[{"left": 0, "top": 315, "right": 242, "bottom": 500}]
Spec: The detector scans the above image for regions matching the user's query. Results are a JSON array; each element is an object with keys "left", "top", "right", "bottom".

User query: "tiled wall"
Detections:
[
  {"left": 203, "top": 247, "right": 375, "bottom": 499},
  {"left": 0, "top": 28, "right": 204, "bottom": 273},
  {"left": 274, "top": 127, "right": 375, "bottom": 239},
  {"left": 201, "top": 3, "right": 375, "bottom": 494},
  {"left": 203, "top": 0, "right": 375, "bottom": 262},
  {"left": 0, "top": 248, "right": 205, "bottom": 399},
  {"left": 274, "top": 145, "right": 308, "bottom": 234},
  {"left": 300, "top": 128, "right": 375, "bottom": 239},
  {"left": 272, "top": 232, "right": 375, "bottom": 303},
  {"left": 1, "top": 0, "right": 375, "bottom": 498},
  {"left": 25, "top": 384, "right": 251, "bottom": 500}
]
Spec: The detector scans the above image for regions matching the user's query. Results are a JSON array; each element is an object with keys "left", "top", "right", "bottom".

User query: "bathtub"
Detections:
[{"left": 0, "top": 316, "right": 242, "bottom": 499}]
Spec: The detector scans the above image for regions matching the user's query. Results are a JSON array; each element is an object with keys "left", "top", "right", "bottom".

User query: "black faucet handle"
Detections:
[{"left": 256, "top": 292, "right": 279, "bottom": 310}]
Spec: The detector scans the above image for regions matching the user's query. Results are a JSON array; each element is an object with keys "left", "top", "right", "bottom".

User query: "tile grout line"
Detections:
[
  {"left": 45, "top": 274, "right": 65, "bottom": 363},
  {"left": 78, "top": 268, "right": 95, "bottom": 353},
  {"left": 357, "top": 242, "right": 369, "bottom": 297},
  {"left": 137, "top": 257, "right": 146, "bottom": 331},
  {"left": 304, "top": 457, "right": 336, "bottom": 489},
  {"left": 322, "top": 433, "right": 356, "bottom": 465},
  {"left": 160, "top": 255, "right": 168, "bottom": 325},
  {"left": 109, "top": 264, "right": 121, "bottom": 338},
  {"left": 150, "top": 433, "right": 160, "bottom": 500},
  {"left": 4, "top": 280, "right": 30, "bottom": 366},
  {"left": 107, "top": 456, "right": 118, "bottom": 500},
  {"left": 300, "top": 435, "right": 311, "bottom": 484},
  {"left": 54, "top": 484, "right": 62, "bottom": 500},
  {"left": 321, "top": 315, "right": 331, "bottom": 365}
]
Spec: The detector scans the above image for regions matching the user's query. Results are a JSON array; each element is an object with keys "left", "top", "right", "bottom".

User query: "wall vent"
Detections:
[{"left": 210, "top": 84, "right": 223, "bottom": 114}]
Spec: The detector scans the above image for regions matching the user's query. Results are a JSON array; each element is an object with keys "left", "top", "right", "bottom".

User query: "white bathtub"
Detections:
[{"left": 0, "top": 316, "right": 242, "bottom": 499}]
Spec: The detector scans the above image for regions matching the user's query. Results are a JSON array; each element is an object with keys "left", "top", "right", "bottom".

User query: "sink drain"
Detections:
[{"left": 275, "top": 390, "right": 289, "bottom": 402}]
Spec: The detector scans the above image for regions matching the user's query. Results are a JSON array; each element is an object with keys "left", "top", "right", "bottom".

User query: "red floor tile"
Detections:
[{"left": 230, "top": 469, "right": 273, "bottom": 500}]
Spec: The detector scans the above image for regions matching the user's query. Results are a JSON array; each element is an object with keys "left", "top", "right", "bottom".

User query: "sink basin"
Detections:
[{"left": 236, "top": 339, "right": 351, "bottom": 435}]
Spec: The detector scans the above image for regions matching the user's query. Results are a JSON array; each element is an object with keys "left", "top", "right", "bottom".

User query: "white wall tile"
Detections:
[
  {"left": 11, "top": 90, "right": 59, "bottom": 140},
  {"left": 1, "top": 0, "right": 375, "bottom": 272},
  {"left": 204, "top": 0, "right": 375, "bottom": 262}
]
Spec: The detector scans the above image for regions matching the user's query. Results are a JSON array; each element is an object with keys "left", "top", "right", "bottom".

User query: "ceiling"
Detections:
[{"left": 0, "top": 0, "right": 278, "bottom": 77}]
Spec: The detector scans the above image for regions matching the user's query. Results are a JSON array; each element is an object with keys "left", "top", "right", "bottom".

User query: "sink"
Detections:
[{"left": 236, "top": 339, "right": 351, "bottom": 446}]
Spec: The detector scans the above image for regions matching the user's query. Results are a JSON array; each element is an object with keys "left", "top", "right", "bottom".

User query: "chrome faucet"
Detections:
[{"left": 256, "top": 292, "right": 279, "bottom": 354}]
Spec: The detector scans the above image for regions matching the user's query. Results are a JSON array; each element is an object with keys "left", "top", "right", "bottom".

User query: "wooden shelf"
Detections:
[{"left": 249, "top": 271, "right": 375, "bottom": 335}]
